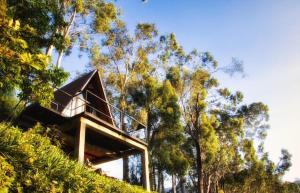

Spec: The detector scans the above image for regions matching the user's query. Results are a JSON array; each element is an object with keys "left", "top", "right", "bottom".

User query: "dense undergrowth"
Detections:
[{"left": 0, "top": 122, "right": 153, "bottom": 193}]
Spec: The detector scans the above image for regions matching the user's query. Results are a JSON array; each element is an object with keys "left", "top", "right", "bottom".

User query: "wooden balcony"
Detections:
[{"left": 50, "top": 89, "right": 147, "bottom": 143}]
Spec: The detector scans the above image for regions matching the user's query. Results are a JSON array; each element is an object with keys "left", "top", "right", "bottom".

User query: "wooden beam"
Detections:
[
  {"left": 79, "top": 117, "right": 150, "bottom": 191},
  {"left": 92, "top": 157, "right": 122, "bottom": 166},
  {"left": 74, "top": 121, "right": 86, "bottom": 164},
  {"left": 141, "top": 149, "right": 150, "bottom": 191},
  {"left": 92, "top": 149, "right": 140, "bottom": 166},
  {"left": 59, "top": 119, "right": 79, "bottom": 132},
  {"left": 62, "top": 133, "right": 117, "bottom": 158},
  {"left": 80, "top": 117, "right": 148, "bottom": 151}
]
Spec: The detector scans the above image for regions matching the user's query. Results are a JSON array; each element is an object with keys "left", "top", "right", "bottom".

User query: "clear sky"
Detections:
[{"left": 62, "top": 0, "right": 300, "bottom": 182}]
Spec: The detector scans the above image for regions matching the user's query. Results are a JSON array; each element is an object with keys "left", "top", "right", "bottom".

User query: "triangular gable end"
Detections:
[
  {"left": 53, "top": 70, "right": 115, "bottom": 126},
  {"left": 82, "top": 70, "right": 115, "bottom": 126}
]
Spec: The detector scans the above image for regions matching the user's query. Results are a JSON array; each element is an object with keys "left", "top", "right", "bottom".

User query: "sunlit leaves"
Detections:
[
  {"left": 75, "top": 0, "right": 83, "bottom": 13},
  {"left": 135, "top": 23, "right": 158, "bottom": 40},
  {"left": 7, "top": 0, "right": 118, "bottom": 67},
  {"left": 153, "top": 80, "right": 189, "bottom": 176},
  {"left": 166, "top": 66, "right": 182, "bottom": 90},
  {"left": 0, "top": 123, "right": 152, "bottom": 193},
  {"left": 0, "top": 13, "right": 68, "bottom": 105},
  {"left": 94, "top": 2, "right": 117, "bottom": 33}
]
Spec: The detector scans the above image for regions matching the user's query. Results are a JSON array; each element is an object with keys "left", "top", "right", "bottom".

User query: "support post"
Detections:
[
  {"left": 75, "top": 121, "right": 86, "bottom": 164},
  {"left": 141, "top": 149, "right": 150, "bottom": 191}
]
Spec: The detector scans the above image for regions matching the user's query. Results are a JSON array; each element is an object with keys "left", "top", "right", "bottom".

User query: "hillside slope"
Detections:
[{"left": 0, "top": 122, "right": 153, "bottom": 193}]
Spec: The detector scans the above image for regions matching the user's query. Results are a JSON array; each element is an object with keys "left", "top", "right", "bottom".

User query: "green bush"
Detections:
[
  {"left": 0, "top": 122, "right": 154, "bottom": 193},
  {"left": 0, "top": 156, "right": 15, "bottom": 192}
]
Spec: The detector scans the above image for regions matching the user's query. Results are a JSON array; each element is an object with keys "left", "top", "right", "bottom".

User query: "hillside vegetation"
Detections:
[{"left": 0, "top": 122, "right": 153, "bottom": 193}]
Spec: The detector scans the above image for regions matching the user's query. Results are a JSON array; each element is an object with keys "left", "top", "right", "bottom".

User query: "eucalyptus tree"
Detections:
[
  {"left": 7, "top": 0, "right": 118, "bottom": 67},
  {"left": 89, "top": 23, "right": 190, "bottom": 191},
  {"left": 89, "top": 20, "right": 158, "bottom": 182},
  {"left": 128, "top": 75, "right": 162, "bottom": 190},
  {"left": 166, "top": 58, "right": 220, "bottom": 193},
  {"left": 223, "top": 148, "right": 292, "bottom": 193},
  {"left": 151, "top": 80, "right": 189, "bottom": 193},
  {"left": 124, "top": 33, "right": 193, "bottom": 192},
  {"left": 160, "top": 35, "right": 274, "bottom": 193}
]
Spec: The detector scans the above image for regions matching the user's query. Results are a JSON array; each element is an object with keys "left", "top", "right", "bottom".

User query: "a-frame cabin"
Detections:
[{"left": 18, "top": 70, "right": 150, "bottom": 191}]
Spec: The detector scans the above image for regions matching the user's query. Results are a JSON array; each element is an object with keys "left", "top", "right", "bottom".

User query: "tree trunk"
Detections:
[
  {"left": 120, "top": 107, "right": 130, "bottom": 182},
  {"left": 46, "top": 45, "right": 54, "bottom": 56},
  {"left": 157, "top": 169, "right": 161, "bottom": 193},
  {"left": 214, "top": 180, "right": 219, "bottom": 193},
  {"left": 172, "top": 174, "right": 177, "bottom": 193},
  {"left": 55, "top": 9, "right": 76, "bottom": 68},
  {"left": 157, "top": 169, "right": 165, "bottom": 193},
  {"left": 146, "top": 112, "right": 151, "bottom": 143},
  {"left": 123, "top": 156, "right": 130, "bottom": 182},
  {"left": 205, "top": 175, "right": 212, "bottom": 193},
  {"left": 150, "top": 164, "right": 157, "bottom": 191},
  {"left": 195, "top": 141, "right": 204, "bottom": 193},
  {"left": 56, "top": 51, "right": 64, "bottom": 68},
  {"left": 179, "top": 176, "right": 186, "bottom": 193},
  {"left": 161, "top": 171, "right": 165, "bottom": 192}
]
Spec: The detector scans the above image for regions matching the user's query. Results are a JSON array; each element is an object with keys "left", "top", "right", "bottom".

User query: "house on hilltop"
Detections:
[{"left": 18, "top": 69, "right": 150, "bottom": 191}]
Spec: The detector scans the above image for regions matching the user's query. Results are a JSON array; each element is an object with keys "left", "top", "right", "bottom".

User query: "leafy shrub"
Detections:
[
  {"left": 0, "top": 122, "right": 154, "bottom": 193},
  {"left": 0, "top": 156, "right": 15, "bottom": 192}
]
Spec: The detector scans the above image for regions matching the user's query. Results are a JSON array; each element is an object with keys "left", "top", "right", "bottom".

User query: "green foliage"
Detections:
[
  {"left": 87, "top": 18, "right": 293, "bottom": 192},
  {"left": 153, "top": 80, "right": 189, "bottom": 176},
  {"left": 223, "top": 155, "right": 296, "bottom": 193},
  {"left": 284, "top": 182, "right": 300, "bottom": 193},
  {"left": 0, "top": 0, "right": 6, "bottom": 18},
  {"left": 276, "top": 149, "right": 292, "bottom": 175},
  {"left": 89, "top": 20, "right": 191, "bottom": 189},
  {"left": 0, "top": 4, "right": 69, "bottom": 106},
  {"left": 90, "top": 21, "right": 159, "bottom": 127},
  {"left": 7, "top": 0, "right": 118, "bottom": 67},
  {"left": 0, "top": 122, "right": 154, "bottom": 193},
  {"left": 135, "top": 23, "right": 158, "bottom": 40},
  {"left": 161, "top": 33, "right": 292, "bottom": 193},
  {"left": 94, "top": 2, "right": 117, "bottom": 33},
  {"left": 0, "top": 90, "right": 23, "bottom": 122},
  {"left": 0, "top": 156, "right": 15, "bottom": 192}
]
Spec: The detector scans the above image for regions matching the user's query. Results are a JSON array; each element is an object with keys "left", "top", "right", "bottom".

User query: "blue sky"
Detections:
[{"left": 62, "top": 0, "right": 300, "bottom": 181}]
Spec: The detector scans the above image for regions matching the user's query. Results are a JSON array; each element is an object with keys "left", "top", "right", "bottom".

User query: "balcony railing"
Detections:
[{"left": 50, "top": 89, "right": 147, "bottom": 142}]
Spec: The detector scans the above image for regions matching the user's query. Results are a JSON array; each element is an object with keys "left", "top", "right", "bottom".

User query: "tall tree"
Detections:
[
  {"left": 7, "top": 0, "right": 118, "bottom": 67},
  {"left": 164, "top": 47, "right": 219, "bottom": 193},
  {"left": 162, "top": 36, "right": 275, "bottom": 193},
  {"left": 89, "top": 21, "right": 158, "bottom": 182},
  {"left": 152, "top": 80, "right": 189, "bottom": 193},
  {"left": 126, "top": 33, "right": 192, "bottom": 192}
]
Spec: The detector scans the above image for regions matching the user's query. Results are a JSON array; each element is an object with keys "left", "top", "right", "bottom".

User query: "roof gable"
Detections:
[
  {"left": 59, "top": 70, "right": 97, "bottom": 96},
  {"left": 53, "top": 70, "right": 115, "bottom": 125}
]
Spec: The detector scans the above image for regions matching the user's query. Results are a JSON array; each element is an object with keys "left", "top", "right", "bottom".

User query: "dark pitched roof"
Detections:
[
  {"left": 53, "top": 70, "right": 97, "bottom": 110},
  {"left": 59, "top": 70, "right": 97, "bottom": 96}
]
